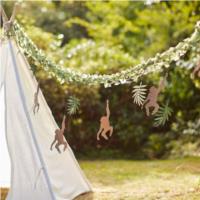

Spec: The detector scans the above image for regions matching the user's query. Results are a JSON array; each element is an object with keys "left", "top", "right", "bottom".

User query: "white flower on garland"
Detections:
[
  {"left": 132, "top": 83, "right": 147, "bottom": 107},
  {"left": 145, "top": 0, "right": 160, "bottom": 5},
  {"left": 154, "top": 102, "right": 173, "bottom": 127}
]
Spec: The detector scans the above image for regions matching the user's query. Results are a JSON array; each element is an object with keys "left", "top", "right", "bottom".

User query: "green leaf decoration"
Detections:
[
  {"left": 12, "top": 20, "right": 200, "bottom": 86},
  {"left": 132, "top": 83, "right": 147, "bottom": 107},
  {"left": 67, "top": 96, "right": 80, "bottom": 115},
  {"left": 154, "top": 103, "right": 173, "bottom": 127}
]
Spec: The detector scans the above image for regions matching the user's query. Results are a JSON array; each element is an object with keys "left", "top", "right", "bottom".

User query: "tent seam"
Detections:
[{"left": 8, "top": 40, "right": 56, "bottom": 200}]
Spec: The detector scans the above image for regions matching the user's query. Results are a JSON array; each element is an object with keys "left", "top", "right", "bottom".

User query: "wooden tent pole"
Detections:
[
  {"left": 0, "top": 3, "right": 19, "bottom": 29},
  {"left": 0, "top": 4, "right": 9, "bottom": 24}
]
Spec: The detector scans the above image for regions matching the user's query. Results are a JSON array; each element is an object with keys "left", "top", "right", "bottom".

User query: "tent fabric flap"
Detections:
[{"left": 0, "top": 39, "right": 92, "bottom": 200}]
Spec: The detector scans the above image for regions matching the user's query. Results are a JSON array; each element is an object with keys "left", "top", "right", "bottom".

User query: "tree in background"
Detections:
[{"left": 2, "top": 1, "right": 200, "bottom": 159}]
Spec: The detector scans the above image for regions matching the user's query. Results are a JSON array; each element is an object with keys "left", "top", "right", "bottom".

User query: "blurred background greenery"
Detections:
[{"left": 2, "top": 0, "right": 200, "bottom": 160}]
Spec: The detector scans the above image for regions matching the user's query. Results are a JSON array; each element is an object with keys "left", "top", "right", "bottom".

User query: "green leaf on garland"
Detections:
[
  {"left": 67, "top": 96, "right": 80, "bottom": 115},
  {"left": 132, "top": 83, "right": 147, "bottom": 107},
  {"left": 154, "top": 102, "right": 173, "bottom": 127}
]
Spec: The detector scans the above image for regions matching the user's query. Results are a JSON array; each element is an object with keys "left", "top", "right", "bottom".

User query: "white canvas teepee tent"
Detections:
[{"left": 0, "top": 6, "right": 92, "bottom": 200}]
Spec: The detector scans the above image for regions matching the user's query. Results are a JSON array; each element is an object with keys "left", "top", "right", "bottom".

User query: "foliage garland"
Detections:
[{"left": 10, "top": 21, "right": 200, "bottom": 87}]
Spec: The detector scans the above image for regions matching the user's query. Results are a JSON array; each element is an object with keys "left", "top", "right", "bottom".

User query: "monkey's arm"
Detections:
[
  {"left": 142, "top": 97, "right": 149, "bottom": 108},
  {"left": 61, "top": 115, "right": 66, "bottom": 132},
  {"left": 106, "top": 100, "right": 110, "bottom": 118},
  {"left": 197, "top": 61, "right": 200, "bottom": 70},
  {"left": 50, "top": 139, "right": 56, "bottom": 150},
  {"left": 36, "top": 83, "right": 40, "bottom": 94},
  {"left": 192, "top": 63, "right": 200, "bottom": 75},
  {"left": 157, "top": 78, "right": 165, "bottom": 93},
  {"left": 143, "top": 98, "right": 148, "bottom": 104}
]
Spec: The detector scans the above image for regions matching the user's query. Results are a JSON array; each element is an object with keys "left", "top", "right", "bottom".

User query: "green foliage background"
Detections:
[{"left": 3, "top": 1, "right": 200, "bottom": 159}]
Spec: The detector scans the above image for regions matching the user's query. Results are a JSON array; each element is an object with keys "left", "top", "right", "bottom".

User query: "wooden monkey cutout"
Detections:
[
  {"left": 142, "top": 74, "right": 167, "bottom": 116},
  {"left": 50, "top": 115, "right": 68, "bottom": 153},
  {"left": 191, "top": 60, "right": 200, "bottom": 79},
  {"left": 33, "top": 83, "right": 40, "bottom": 114},
  {"left": 97, "top": 100, "right": 113, "bottom": 141}
]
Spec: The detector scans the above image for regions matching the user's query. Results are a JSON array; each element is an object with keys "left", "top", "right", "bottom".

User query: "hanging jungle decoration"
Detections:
[
  {"left": 12, "top": 20, "right": 200, "bottom": 86},
  {"left": 153, "top": 102, "right": 173, "bottom": 127},
  {"left": 49, "top": 95, "right": 80, "bottom": 153},
  {"left": 33, "top": 82, "right": 40, "bottom": 115},
  {"left": 132, "top": 83, "right": 147, "bottom": 107},
  {"left": 142, "top": 74, "right": 167, "bottom": 116},
  {"left": 191, "top": 60, "right": 200, "bottom": 79},
  {"left": 97, "top": 100, "right": 113, "bottom": 141},
  {"left": 67, "top": 96, "right": 80, "bottom": 115},
  {"left": 1, "top": 4, "right": 200, "bottom": 129},
  {"left": 50, "top": 115, "right": 68, "bottom": 153}
]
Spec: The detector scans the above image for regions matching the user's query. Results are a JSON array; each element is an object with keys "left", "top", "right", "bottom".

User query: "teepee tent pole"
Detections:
[
  {"left": 0, "top": 4, "right": 9, "bottom": 24},
  {"left": 1, "top": 3, "right": 19, "bottom": 22},
  {"left": 9, "top": 3, "right": 18, "bottom": 24},
  {"left": 1, "top": 3, "right": 18, "bottom": 32}
]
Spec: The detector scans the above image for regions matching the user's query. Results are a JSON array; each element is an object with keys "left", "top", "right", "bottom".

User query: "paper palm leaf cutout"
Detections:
[
  {"left": 132, "top": 83, "right": 147, "bottom": 107},
  {"left": 67, "top": 96, "right": 80, "bottom": 115},
  {"left": 154, "top": 103, "right": 173, "bottom": 126}
]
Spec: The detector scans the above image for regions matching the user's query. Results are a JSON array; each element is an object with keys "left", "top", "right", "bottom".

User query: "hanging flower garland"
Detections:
[
  {"left": 11, "top": 21, "right": 200, "bottom": 87},
  {"left": 1, "top": 19, "right": 198, "bottom": 127}
]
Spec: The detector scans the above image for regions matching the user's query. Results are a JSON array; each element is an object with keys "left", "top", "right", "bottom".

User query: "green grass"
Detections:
[
  {"left": 2, "top": 158, "right": 200, "bottom": 200},
  {"left": 78, "top": 157, "right": 200, "bottom": 200}
]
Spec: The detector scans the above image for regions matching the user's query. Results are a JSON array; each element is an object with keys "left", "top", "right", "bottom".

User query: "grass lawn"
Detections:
[
  {"left": 2, "top": 158, "right": 200, "bottom": 200},
  {"left": 77, "top": 157, "right": 200, "bottom": 200}
]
